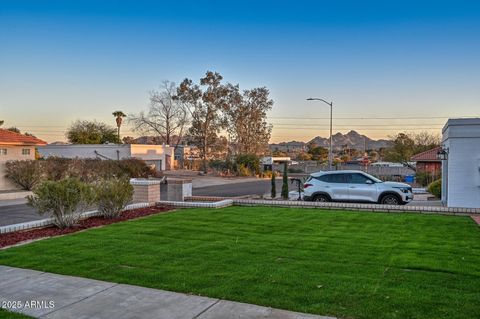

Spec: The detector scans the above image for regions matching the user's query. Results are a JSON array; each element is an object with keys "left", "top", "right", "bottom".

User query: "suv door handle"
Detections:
[{"left": 350, "top": 186, "right": 356, "bottom": 189}]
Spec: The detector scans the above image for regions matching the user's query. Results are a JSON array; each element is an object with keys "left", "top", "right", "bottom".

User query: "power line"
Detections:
[
  {"left": 271, "top": 123, "right": 445, "bottom": 127},
  {"left": 269, "top": 115, "right": 478, "bottom": 120}
]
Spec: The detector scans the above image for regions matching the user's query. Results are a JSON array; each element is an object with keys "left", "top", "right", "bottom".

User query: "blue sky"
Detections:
[{"left": 1, "top": 0, "right": 479, "bottom": 142}]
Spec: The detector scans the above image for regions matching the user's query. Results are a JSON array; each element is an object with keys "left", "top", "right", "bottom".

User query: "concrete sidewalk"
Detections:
[{"left": 0, "top": 266, "right": 335, "bottom": 319}]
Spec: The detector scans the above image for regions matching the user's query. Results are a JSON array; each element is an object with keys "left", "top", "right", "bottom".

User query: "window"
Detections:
[
  {"left": 22, "top": 148, "right": 31, "bottom": 155},
  {"left": 348, "top": 173, "right": 372, "bottom": 184},
  {"left": 0, "top": 149, "right": 7, "bottom": 155},
  {"left": 316, "top": 173, "right": 347, "bottom": 183}
]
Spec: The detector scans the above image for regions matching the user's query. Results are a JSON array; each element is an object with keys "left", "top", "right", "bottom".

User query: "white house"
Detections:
[
  {"left": 38, "top": 144, "right": 175, "bottom": 171},
  {"left": 441, "top": 118, "right": 480, "bottom": 208}
]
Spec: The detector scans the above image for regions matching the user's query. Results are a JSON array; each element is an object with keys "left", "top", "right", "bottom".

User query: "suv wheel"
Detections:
[
  {"left": 313, "top": 194, "right": 330, "bottom": 202},
  {"left": 380, "top": 194, "right": 402, "bottom": 205}
]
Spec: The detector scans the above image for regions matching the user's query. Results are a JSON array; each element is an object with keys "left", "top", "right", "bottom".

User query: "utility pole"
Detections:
[{"left": 307, "top": 98, "right": 334, "bottom": 170}]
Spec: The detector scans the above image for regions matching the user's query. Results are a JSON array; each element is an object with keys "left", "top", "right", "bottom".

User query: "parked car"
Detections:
[{"left": 303, "top": 170, "right": 413, "bottom": 205}]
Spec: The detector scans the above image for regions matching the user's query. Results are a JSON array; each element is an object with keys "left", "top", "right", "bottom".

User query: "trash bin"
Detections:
[{"left": 404, "top": 175, "right": 414, "bottom": 183}]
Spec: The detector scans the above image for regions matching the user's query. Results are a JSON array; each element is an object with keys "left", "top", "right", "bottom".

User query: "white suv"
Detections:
[{"left": 303, "top": 170, "right": 413, "bottom": 205}]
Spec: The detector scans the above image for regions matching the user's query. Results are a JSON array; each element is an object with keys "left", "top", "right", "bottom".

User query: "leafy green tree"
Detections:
[
  {"left": 226, "top": 85, "right": 273, "bottom": 155},
  {"left": 384, "top": 133, "right": 415, "bottom": 166},
  {"left": 281, "top": 161, "right": 289, "bottom": 199},
  {"left": 112, "top": 111, "right": 126, "bottom": 142},
  {"left": 175, "top": 71, "right": 230, "bottom": 173},
  {"left": 66, "top": 120, "right": 120, "bottom": 144},
  {"left": 308, "top": 145, "right": 329, "bottom": 161},
  {"left": 384, "top": 131, "right": 439, "bottom": 170}
]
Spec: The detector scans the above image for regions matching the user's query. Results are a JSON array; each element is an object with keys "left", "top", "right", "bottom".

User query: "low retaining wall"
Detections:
[
  {"left": 161, "top": 197, "right": 480, "bottom": 216},
  {"left": 0, "top": 202, "right": 152, "bottom": 235},
  {"left": 157, "top": 199, "right": 233, "bottom": 209}
]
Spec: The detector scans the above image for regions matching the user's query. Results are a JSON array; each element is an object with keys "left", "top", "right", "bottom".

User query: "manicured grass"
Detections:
[
  {"left": 1, "top": 207, "right": 479, "bottom": 319},
  {"left": 0, "top": 309, "right": 33, "bottom": 319}
]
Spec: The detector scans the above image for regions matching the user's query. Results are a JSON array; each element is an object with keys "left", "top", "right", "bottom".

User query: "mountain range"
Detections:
[{"left": 272, "top": 130, "right": 391, "bottom": 151}]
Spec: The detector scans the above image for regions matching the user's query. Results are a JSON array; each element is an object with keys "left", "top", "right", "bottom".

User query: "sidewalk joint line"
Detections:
[
  {"left": 38, "top": 283, "right": 119, "bottom": 318},
  {"left": 192, "top": 299, "right": 221, "bottom": 319}
]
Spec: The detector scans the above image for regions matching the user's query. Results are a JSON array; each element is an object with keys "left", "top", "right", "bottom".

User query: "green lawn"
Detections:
[
  {"left": 0, "top": 309, "right": 32, "bottom": 319},
  {"left": 1, "top": 207, "right": 479, "bottom": 319}
]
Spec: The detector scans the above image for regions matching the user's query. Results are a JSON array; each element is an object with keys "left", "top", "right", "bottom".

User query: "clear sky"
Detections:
[{"left": 1, "top": 0, "right": 479, "bottom": 143}]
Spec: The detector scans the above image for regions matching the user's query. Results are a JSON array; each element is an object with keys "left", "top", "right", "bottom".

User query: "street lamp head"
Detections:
[{"left": 306, "top": 98, "right": 314, "bottom": 101}]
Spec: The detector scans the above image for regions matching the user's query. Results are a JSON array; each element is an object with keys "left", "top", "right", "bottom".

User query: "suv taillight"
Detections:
[{"left": 303, "top": 183, "right": 313, "bottom": 188}]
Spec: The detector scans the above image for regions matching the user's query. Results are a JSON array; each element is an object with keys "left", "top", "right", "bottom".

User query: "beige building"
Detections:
[{"left": 0, "top": 129, "right": 47, "bottom": 191}]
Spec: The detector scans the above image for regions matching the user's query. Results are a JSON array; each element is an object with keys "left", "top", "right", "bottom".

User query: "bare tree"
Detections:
[
  {"left": 129, "top": 81, "right": 188, "bottom": 148},
  {"left": 413, "top": 131, "right": 441, "bottom": 153}
]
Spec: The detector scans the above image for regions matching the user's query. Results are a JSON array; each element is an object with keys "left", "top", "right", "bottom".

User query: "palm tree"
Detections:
[{"left": 112, "top": 111, "right": 126, "bottom": 143}]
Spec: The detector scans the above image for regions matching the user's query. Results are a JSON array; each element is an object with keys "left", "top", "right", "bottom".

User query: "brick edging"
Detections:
[{"left": 165, "top": 198, "right": 480, "bottom": 216}]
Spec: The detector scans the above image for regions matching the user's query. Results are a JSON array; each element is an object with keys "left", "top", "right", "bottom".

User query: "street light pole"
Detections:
[{"left": 306, "top": 98, "right": 334, "bottom": 170}]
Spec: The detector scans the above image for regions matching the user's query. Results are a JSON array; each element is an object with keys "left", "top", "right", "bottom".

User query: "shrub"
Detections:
[
  {"left": 5, "top": 158, "right": 157, "bottom": 187},
  {"left": 415, "top": 171, "right": 440, "bottom": 187},
  {"left": 27, "top": 178, "right": 95, "bottom": 228},
  {"left": 235, "top": 154, "right": 260, "bottom": 176},
  {"left": 95, "top": 178, "right": 133, "bottom": 218},
  {"left": 5, "top": 160, "right": 42, "bottom": 190},
  {"left": 287, "top": 167, "right": 304, "bottom": 173},
  {"left": 42, "top": 157, "right": 71, "bottom": 181},
  {"left": 237, "top": 164, "right": 252, "bottom": 177},
  {"left": 428, "top": 179, "right": 442, "bottom": 198},
  {"left": 281, "top": 162, "right": 289, "bottom": 199},
  {"left": 117, "top": 158, "right": 154, "bottom": 179},
  {"left": 270, "top": 171, "right": 276, "bottom": 198}
]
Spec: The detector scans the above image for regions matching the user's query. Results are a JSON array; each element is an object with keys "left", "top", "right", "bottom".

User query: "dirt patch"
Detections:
[{"left": 0, "top": 206, "right": 174, "bottom": 248}]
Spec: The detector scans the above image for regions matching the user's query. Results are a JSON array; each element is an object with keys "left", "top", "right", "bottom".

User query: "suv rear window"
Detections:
[{"left": 315, "top": 173, "right": 347, "bottom": 183}]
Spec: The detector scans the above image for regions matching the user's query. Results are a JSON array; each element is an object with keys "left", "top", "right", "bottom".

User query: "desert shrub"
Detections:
[
  {"left": 288, "top": 167, "right": 304, "bottom": 173},
  {"left": 27, "top": 178, "right": 95, "bottom": 228},
  {"left": 415, "top": 171, "right": 440, "bottom": 187},
  {"left": 41, "top": 157, "right": 71, "bottom": 181},
  {"left": 95, "top": 178, "right": 133, "bottom": 218},
  {"left": 209, "top": 159, "right": 229, "bottom": 171},
  {"left": 236, "top": 164, "right": 252, "bottom": 177},
  {"left": 428, "top": 179, "right": 442, "bottom": 198},
  {"left": 5, "top": 160, "right": 42, "bottom": 190},
  {"left": 117, "top": 158, "right": 154, "bottom": 179},
  {"left": 235, "top": 154, "right": 260, "bottom": 176},
  {"left": 6, "top": 158, "right": 157, "bottom": 186}
]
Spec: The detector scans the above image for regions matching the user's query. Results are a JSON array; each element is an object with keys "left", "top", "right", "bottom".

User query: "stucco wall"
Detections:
[
  {"left": 38, "top": 144, "right": 175, "bottom": 171},
  {"left": 38, "top": 144, "right": 131, "bottom": 160},
  {"left": 0, "top": 145, "right": 36, "bottom": 191},
  {"left": 130, "top": 144, "right": 175, "bottom": 170},
  {"left": 442, "top": 119, "right": 480, "bottom": 208}
]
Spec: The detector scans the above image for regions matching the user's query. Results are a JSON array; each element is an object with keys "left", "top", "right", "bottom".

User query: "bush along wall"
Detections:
[{"left": 5, "top": 158, "right": 159, "bottom": 190}]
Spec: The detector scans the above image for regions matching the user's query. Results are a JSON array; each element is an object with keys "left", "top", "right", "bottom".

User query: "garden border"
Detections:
[{"left": 0, "top": 202, "right": 152, "bottom": 234}]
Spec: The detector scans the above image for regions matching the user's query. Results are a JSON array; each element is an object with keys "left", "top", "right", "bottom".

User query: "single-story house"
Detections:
[
  {"left": 441, "top": 118, "right": 480, "bottom": 208},
  {"left": 411, "top": 147, "right": 442, "bottom": 182},
  {"left": 38, "top": 144, "right": 175, "bottom": 171},
  {"left": 0, "top": 129, "right": 47, "bottom": 191}
]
